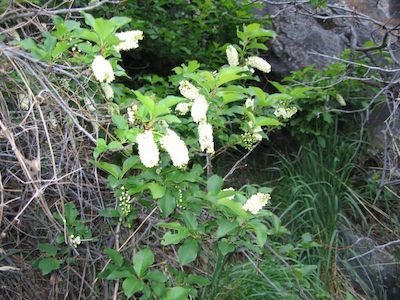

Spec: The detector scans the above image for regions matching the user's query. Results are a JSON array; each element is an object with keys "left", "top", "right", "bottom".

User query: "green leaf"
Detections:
[
  {"left": 38, "top": 258, "right": 61, "bottom": 275},
  {"left": 158, "top": 190, "right": 176, "bottom": 218},
  {"left": 186, "top": 274, "right": 210, "bottom": 286},
  {"left": 82, "top": 12, "right": 95, "bottom": 28},
  {"left": 217, "top": 197, "right": 247, "bottom": 219},
  {"left": 90, "top": 160, "right": 121, "bottom": 179},
  {"left": 52, "top": 42, "right": 69, "bottom": 58},
  {"left": 134, "top": 91, "right": 154, "bottom": 116},
  {"left": 133, "top": 248, "right": 154, "bottom": 277},
  {"left": 111, "top": 16, "right": 132, "bottom": 30},
  {"left": 112, "top": 115, "right": 128, "bottom": 130},
  {"left": 207, "top": 175, "right": 223, "bottom": 195},
  {"left": 64, "top": 202, "right": 78, "bottom": 224},
  {"left": 121, "top": 156, "right": 140, "bottom": 178},
  {"left": 107, "top": 269, "right": 134, "bottom": 280},
  {"left": 158, "top": 96, "right": 187, "bottom": 108},
  {"left": 218, "top": 239, "right": 235, "bottom": 256},
  {"left": 250, "top": 221, "right": 268, "bottom": 247},
  {"left": 37, "top": 243, "right": 57, "bottom": 257},
  {"left": 216, "top": 67, "right": 248, "bottom": 87},
  {"left": 148, "top": 182, "right": 166, "bottom": 199},
  {"left": 122, "top": 276, "right": 143, "bottom": 298},
  {"left": 145, "top": 270, "right": 168, "bottom": 283},
  {"left": 166, "top": 287, "right": 190, "bottom": 300},
  {"left": 104, "top": 248, "right": 123, "bottom": 267},
  {"left": 108, "top": 141, "right": 123, "bottom": 150},
  {"left": 178, "top": 239, "right": 199, "bottom": 266},
  {"left": 100, "top": 208, "right": 120, "bottom": 218},
  {"left": 181, "top": 211, "right": 198, "bottom": 231},
  {"left": 216, "top": 219, "right": 239, "bottom": 238},
  {"left": 255, "top": 117, "right": 280, "bottom": 127},
  {"left": 94, "top": 138, "right": 107, "bottom": 159},
  {"left": 161, "top": 231, "right": 190, "bottom": 246},
  {"left": 94, "top": 18, "right": 116, "bottom": 41}
]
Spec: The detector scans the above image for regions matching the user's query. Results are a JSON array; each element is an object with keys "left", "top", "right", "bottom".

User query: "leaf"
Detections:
[
  {"left": 38, "top": 258, "right": 61, "bottom": 275},
  {"left": 64, "top": 202, "right": 79, "bottom": 224},
  {"left": 207, "top": 175, "right": 223, "bottom": 195},
  {"left": 178, "top": 239, "right": 199, "bottom": 266},
  {"left": 37, "top": 243, "right": 57, "bottom": 257},
  {"left": 145, "top": 270, "right": 168, "bottom": 283},
  {"left": 216, "top": 67, "right": 248, "bottom": 87},
  {"left": 255, "top": 117, "right": 280, "bottom": 127},
  {"left": 94, "top": 18, "right": 116, "bottom": 41},
  {"left": 218, "top": 239, "right": 235, "bottom": 256},
  {"left": 121, "top": 156, "right": 140, "bottom": 178},
  {"left": 108, "top": 141, "right": 123, "bottom": 150},
  {"left": 104, "top": 248, "right": 123, "bottom": 267},
  {"left": 122, "top": 276, "right": 143, "bottom": 298},
  {"left": 52, "top": 42, "right": 69, "bottom": 58},
  {"left": 90, "top": 160, "right": 121, "bottom": 179},
  {"left": 216, "top": 219, "right": 239, "bottom": 238},
  {"left": 111, "top": 16, "right": 132, "bottom": 30},
  {"left": 112, "top": 115, "right": 128, "bottom": 130},
  {"left": 161, "top": 231, "right": 190, "bottom": 246},
  {"left": 158, "top": 96, "right": 187, "bottom": 108},
  {"left": 133, "top": 248, "right": 154, "bottom": 277},
  {"left": 134, "top": 91, "right": 154, "bottom": 116},
  {"left": 217, "top": 197, "right": 247, "bottom": 219},
  {"left": 94, "top": 138, "right": 107, "bottom": 159},
  {"left": 181, "top": 211, "right": 198, "bottom": 231},
  {"left": 100, "top": 208, "right": 120, "bottom": 218},
  {"left": 107, "top": 269, "right": 134, "bottom": 280},
  {"left": 158, "top": 189, "right": 176, "bottom": 218},
  {"left": 166, "top": 287, "right": 190, "bottom": 300},
  {"left": 148, "top": 182, "right": 166, "bottom": 199},
  {"left": 249, "top": 221, "right": 268, "bottom": 247},
  {"left": 186, "top": 274, "right": 210, "bottom": 286}
]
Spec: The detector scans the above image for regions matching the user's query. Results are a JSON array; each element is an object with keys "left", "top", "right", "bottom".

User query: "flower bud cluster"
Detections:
[
  {"left": 226, "top": 45, "right": 239, "bottom": 66},
  {"left": 101, "top": 83, "right": 114, "bottom": 100},
  {"left": 127, "top": 104, "right": 138, "bottom": 125},
  {"left": 118, "top": 186, "right": 132, "bottom": 216},
  {"left": 245, "top": 56, "right": 271, "bottom": 73},
  {"left": 69, "top": 234, "right": 81, "bottom": 248},
  {"left": 177, "top": 189, "right": 184, "bottom": 209},
  {"left": 175, "top": 102, "right": 191, "bottom": 115},
  {"left": 114, "top": 30, "right": 144, "bottom": 52},
  {"left": 91, "top": 55, "right": 115, "bottom": 83}
]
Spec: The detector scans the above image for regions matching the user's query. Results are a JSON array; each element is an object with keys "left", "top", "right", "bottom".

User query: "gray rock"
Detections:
[
  {"left": 260, "top": 0, "right": 400, "bottom": 78},
  {"left": 338, "top": 226, "right": 399, "bottom": 299}
]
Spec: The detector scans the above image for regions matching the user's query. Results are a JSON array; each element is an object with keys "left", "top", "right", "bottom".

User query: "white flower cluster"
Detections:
[
  {"left": 160, "top": 129, "right": 189, "bottom": 168},
  {"left": 243, "top": 192, "right": 271, "bottom": 214},
  {"left": 226, "top": 45, "right": 239, "bottom": 66},
  {"left": 246, "top": 56, "right": 271, "bottom": 73},
  {"left": 69, "top": 234, "right": 81, "bottom": 248},
  {"left": 118, "top": 186, "right": 132, "bottom": 216},
  {"left": 127, "top": 104, "right": 138, "bottom": 124},
  {"left": 252, "top": 126, "right": 263, "bottom": 142},
  {"left": 245, "top": 97, "right": 254, "bottom": 110},
  {"left": 274, "top": 106, "right": 297, "bottom": 119},
  {"left": 101, "top": 83, "right": 114, "bottom": 100},
  {"left": 179, "top": 80, "right": 199, "bottom": 100},
  {"left": 175, "top": 102, "right": 191, "bottom": 115},
  {"left": 91, "top": 55, "right": 115, "bottom": 83},
  {"left": 136, "top": 130, "right": 159, "bottom": 168},
  {"left": 191, "top": 95, "right": 208, "bottom": 123},
  {"left": 114, "top": 30, "right": 144, "bottom": 52},
  {"left": 198, "top": 122, "right": 214, "bottom": 154}
]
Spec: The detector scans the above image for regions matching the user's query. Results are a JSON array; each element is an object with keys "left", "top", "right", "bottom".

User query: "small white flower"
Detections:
[
  {"left": 69, "top": 234, "right": 82, "bottom": 248},
  {"left": 243, "top": 193, "right": 271, "bottom": 214},
  {"left": 160, "top": 129, "right": 189, "bottom": 168},
  {"left": 226, "top": 45, "right": 239, "bottom": 66},
  {"left": 101, "top": 83, "right": 114, "bottom": 100},
  {"left": 114, "top": 30, "right": 144, "bottom": 52},
  {"left": 175, "top": 102, "right": 191, "bottom": 115},
  {"left": 19, "top": 94, "right": 30, "bottom": 110},
  {"left": 179, "top": 80, "right": 199, "bottom": 100},
  {"left": 91, "top": 55, "right": 115, "bottom": 83},
  {"left": 245, "top": 97, "right": 254, "bottom": 110},
  {"left": 136, "top": 130, "right": 159, "bottom": 168},
  {"left": 84, "top": 97, "right": 96, "bottom": 112},
  {"left": 127, "top": 104, "right": 138, "bottom": 124},
  {"left": 191, "top": 95, "right": 208, "bottom": 123},
  {"left": 246, "top": 56, "right": 271, "bottom": 73},
  {"left": 198, "top": 122, "right": 214, "bottom": 154},
  {"left": 274, "top": 106, "right": 297, "bottom": 119}
]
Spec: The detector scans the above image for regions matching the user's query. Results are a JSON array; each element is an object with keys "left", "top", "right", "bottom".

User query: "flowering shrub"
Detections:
[{"left": 13, "top": 12, "right": 320, "bottom": 298}]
